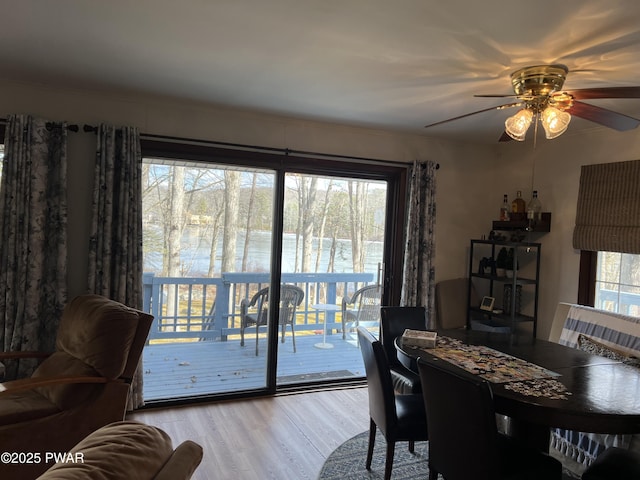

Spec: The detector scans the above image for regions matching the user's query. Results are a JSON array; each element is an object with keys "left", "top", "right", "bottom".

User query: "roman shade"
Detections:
[{"left": 573, "top": 159, "right": 640, "bottom": 254}]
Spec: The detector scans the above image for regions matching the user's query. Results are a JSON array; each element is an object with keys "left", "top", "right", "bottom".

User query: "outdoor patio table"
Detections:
[{"left": 311, "top": 304, "right": 341, "bottom": 349}]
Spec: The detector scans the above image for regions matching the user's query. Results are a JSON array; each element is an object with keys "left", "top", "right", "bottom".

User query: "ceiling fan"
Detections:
[{"left": 424, "top": 64, "right": 640, "bottom": 142}]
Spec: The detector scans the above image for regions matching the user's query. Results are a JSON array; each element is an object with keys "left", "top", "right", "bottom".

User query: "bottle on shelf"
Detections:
[
  {"left": 511, "top": 190, "right": 526, "bottom": 214},
  {"left": 500, "top": 194, "right": 510, "bottom": 221},
  {"left": 527, "top": 190, "right": 542, "bottom": 223}
]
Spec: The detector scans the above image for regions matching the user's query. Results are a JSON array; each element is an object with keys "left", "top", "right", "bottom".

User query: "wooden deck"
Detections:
[{"left": 142, "top": 331, "right": 369, "bottom": 402}]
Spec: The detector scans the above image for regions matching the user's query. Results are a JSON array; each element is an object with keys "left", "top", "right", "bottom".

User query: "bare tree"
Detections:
[
  {"left": 206, "top": 196, "right": 225, "bottom": 277},
  {"left": 242, "top": 173, "right": 258, "bottom": 271},
  {"left": 314, "top": 180, "right": 334, "bottom": 273},
  {"left": 222, "top": 170, "right": 240, "bottom": 274},
  {"left": 164, "top": 166, "right": 186, "bottom": 328},
  {"left": 348, "top": 180, "right": 367, "bottom": 272},
  {"left": 293, "top": 176, "right": 303, "bottom": 272},
  {"left": 300, "top": 176, "right": 319, "bottom": 273},
  {"left": 167, "top": 167, "right": 185, "bottom": 277}
]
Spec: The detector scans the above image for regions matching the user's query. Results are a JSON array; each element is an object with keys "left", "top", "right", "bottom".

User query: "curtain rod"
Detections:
[
  {"left": 49, "top": 123, "right": 78, "bottom": 132},
  {"left": 138, "top": 131, "right": 439, "bottom": 170},
  {"left": 0, "top": 118, "right": 79, "bottom": 132},
  {"left": 1, "top": 119, "right": 439, "bottom": 170}
]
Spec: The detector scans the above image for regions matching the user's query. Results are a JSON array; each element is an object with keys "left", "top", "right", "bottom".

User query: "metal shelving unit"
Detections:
[{"left": 466, "top": 239, "right": 541, "bottom": 338}]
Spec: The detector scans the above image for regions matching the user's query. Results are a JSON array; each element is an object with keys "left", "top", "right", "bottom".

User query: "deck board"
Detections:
[{"left": 143, "top": 332, "right": 368, "bottom": 401}]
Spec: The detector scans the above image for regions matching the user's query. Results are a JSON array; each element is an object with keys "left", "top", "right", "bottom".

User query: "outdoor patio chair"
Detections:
[
  {"left": 240, "top": 284, "right": 305, "bottom": 356},
  {"left": 341, "top": 284, "right": 381, "bottom": 341}
]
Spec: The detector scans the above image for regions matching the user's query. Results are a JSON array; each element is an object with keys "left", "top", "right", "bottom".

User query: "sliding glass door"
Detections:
[
  {"left": 276, "top": 173, "right": 386, "bottom": 386},
  {"left": 139, "top": 142, "right": 403, "bottom": 403}
]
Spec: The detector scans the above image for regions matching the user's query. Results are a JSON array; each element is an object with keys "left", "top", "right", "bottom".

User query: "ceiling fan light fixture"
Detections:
[
  {"left": 510, "top": 64, "right": 568, "bottom": 96},
  {"left": 505, "top": 108, "right": 534, "bottom": 141},
  {"left": 541, "top": 106, "right": 571, "bottom": 139}
]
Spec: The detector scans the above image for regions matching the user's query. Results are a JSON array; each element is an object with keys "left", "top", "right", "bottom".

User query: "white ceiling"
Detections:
[{"left": 3, "top": 0, "right": 640, "bottom": 143}]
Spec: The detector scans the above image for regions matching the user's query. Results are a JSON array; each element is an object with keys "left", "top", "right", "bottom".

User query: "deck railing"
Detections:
[
  {"left": 595, "top": 288, "right": 640, "bottom": 317},
  {"left": 142, "top": 272, "right": 375, "bottom": 342}
]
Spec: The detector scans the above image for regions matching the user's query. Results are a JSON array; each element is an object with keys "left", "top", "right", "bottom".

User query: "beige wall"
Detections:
[
  {"left": 1, "top": 78, "right": 639, "bottom": 339},
  {"left": 495, "top": 127, "right": 640, "bottom": 338}
]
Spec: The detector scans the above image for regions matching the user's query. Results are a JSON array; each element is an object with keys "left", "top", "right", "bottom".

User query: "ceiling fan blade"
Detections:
[
  {"left": 424, "top": 102, "right": 520, "bottom": 129},
  {"left": 568, "top": 86, "right": 640, "bottom": 100},
  {"left": 569, "top": 101, "right": 640, "bottom": 131},
  {"left": 474, "top": 94, "right": 519, "bottom": 98}
]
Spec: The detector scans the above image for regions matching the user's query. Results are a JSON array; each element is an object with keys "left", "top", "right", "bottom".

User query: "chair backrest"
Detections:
[
  {"left": 357, "top": 326, "right": 396, "bottom": 435},
  {"left": 32, "top": 294, "right": 153, "bottom": 410},
  {"left": 418, "top": 357, "right": 499, "bottom": 480},
  {"left": 55, "top": 294, "right": 153, "bottom": 383},
  {"left": 348, "top": 284, "right": 382, "bottom": 323},
  {"left": 246, "top": 287, "right": 270, "bottom": 325},
  {"left": 380, "top": 306, "right": 426, "bottom": 366},
  {"left": 247, "top": 285, "right": 304, "bottom": 325},
  {"left": 279, "top": 284, "right": 305, "bottom": 324},
  {"left": 435, "top": 278, "right": 478, "bottom": 329}
]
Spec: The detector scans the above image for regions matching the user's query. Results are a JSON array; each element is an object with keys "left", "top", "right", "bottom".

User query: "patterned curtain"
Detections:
[
  {"left": 400, "top": 160, "right": 437, "bottom": 327},
  {"left": 87, "top": 124, "right": 144, "bottom": 408},
  {"left": 0, "top": 114, "right": 68, "bottom": 379}
]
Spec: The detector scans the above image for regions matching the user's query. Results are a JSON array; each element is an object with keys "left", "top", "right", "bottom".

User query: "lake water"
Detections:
[{"left": 144, "top": 226, "right": 384, "bottom": 277}]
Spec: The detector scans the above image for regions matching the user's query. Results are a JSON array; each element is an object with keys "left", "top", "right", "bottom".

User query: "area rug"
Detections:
[
  {"left": 318, "top": 431, "right": 581, "bottom": 479},
  {"left": 318, "top": 431, "right": 429, "bottom": 479}
]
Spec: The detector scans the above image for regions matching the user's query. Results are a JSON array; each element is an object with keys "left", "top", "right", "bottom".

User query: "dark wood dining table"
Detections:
[{"left": 395, "top": 328, "right": 640, "bottom": 450}]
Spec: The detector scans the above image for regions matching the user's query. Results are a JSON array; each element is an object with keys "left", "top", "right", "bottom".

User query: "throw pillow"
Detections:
[{"left": 578, "top": 334, "right": 640, "bottom": 367}]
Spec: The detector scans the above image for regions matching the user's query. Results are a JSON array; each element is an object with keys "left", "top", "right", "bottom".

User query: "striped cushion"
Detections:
[
  {"left": 554, "top": 305, "right": 640, "bottom": 466},
  {"left": 559, "top": 306, "right": 640, "bottom": 355}
]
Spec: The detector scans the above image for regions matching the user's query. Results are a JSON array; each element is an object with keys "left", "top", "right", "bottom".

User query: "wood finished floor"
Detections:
[{"left": 129, "top": 386, "right": 370, "bottom": 480}]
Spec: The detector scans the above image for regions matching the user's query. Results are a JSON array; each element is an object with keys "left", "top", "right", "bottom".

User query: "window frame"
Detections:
[
  {"left": 578, "top": 250, "right": 597, "bottom": 306},
  {"left": 579, "top": 250, "right": 640, "bottom": 316}
]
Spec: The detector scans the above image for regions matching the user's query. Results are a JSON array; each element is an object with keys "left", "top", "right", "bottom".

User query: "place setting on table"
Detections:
[{"left": 395, "top": 328, "right": 640, "bottom": 450}]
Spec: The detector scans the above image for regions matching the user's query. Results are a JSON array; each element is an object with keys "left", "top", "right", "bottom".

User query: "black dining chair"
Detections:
[
  {"left": 417, "top": 356, "right": 563, "bottom": 480},
  {"left": 380, "top": 306, "right": 426, "bottom": 394},
  {"left": 357, "top": 326, "right": 429, "bottom": 480},
  {"left": 582, "top": 447, "right": 640, "bottom": 480}
]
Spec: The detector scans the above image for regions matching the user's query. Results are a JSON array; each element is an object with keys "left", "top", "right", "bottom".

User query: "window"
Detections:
[
  {"left": 594, "top": 251, "right": 640, "bottom": 316},
  {"left": 574, "top": 160, "right": 640, "bottom": 315}
]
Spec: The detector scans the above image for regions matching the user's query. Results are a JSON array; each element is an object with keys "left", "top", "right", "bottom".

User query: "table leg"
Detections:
[{"left": 314, "top": 310, "right": 334, "bottom": 349}]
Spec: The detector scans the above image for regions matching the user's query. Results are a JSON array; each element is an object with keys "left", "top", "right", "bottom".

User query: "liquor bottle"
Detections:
[
  {"left": 511, "top": 190, "right": 526, "bottom": 214},
  {"left": 500, "top": 194, "right": 510, "bottom": 221},
  {"left": 527, "top": 190, "right": 542, "bottom": 222}
]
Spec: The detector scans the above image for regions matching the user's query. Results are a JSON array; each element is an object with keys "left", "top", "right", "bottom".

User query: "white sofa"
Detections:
[{"left": 548, "top": 302, "right": 640, "bottom": 468}]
